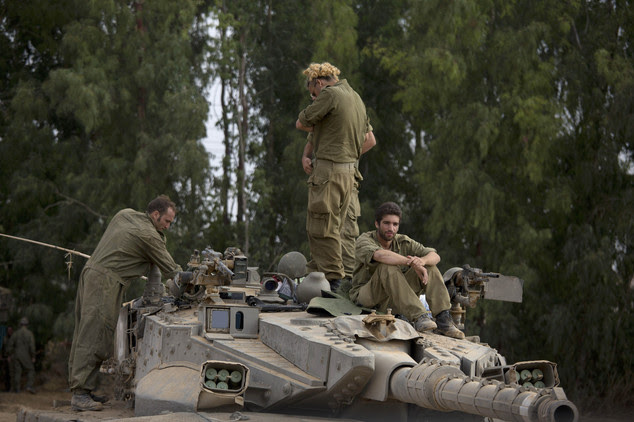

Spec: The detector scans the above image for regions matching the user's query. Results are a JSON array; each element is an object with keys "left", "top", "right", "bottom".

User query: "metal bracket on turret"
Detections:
[{"left": 362, "top": 309, "right": 395, "bottom": 327}]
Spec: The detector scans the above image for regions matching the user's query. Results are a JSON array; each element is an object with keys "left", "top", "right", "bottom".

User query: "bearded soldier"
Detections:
[{"left": 68, "top": 195, "right": 182, "bottom": 411}]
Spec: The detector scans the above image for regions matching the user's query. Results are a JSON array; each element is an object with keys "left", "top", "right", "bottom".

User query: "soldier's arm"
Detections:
[
  {"left": 297, "top": 89, "right": 334, "bottom": 128},
  {"left": 403, "top": 236, "right": 438, "bottom": 264},
  {"left": 143, "top": 234, "right": 182, "bottom": 279},
  {"left": 361, "top": 131, "right": 376, "bottom": 154},
  {"left": 372, "top": 249, "right": 410, "bottom": 266},
  {"left": 355, "top": 233, "right": 381, "bottom": 270},
  {"left": 302, "top": 139, "right": 314, "bottom": 174},
  {"left": 408, "top": 251, "right": 440, "bottom": 268},
  {"left": 295, "top": 119, "right": 313, "bottom": 133}
]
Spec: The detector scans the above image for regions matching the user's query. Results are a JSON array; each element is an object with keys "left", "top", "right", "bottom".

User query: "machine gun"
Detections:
[
  {"left": 443, "top": 265, "right": 524, "bottom": 329},
  {"left": 168, "top": 247, "right": 256, "bottom": 303}
]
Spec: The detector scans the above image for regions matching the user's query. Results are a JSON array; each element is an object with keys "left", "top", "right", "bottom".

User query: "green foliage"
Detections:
[
  {"left": 0, "top": 0, "right": 632, "bottom": 411},
  {"left": 310, "top": 0, "right": 360, "bottom": 84},
  {"left": 0, "top": 0, "right": 213, "bottom": 343},
  {"left": 371, "top": 0, "right": 633, "bottom": 409}
]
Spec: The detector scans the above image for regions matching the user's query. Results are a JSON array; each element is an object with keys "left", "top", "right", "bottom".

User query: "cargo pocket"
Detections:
[
  {"left": 344, "top": 208, "right": 360, "bottom": 238},
  {"left": 307, "top": 173, "right": 331, "bottom": 214},
  {"left": 307, "top": 211, "right": 331, "bottom": 237},
  {"left": 306, "top": 174, "right": 331, "bottom": 237}
]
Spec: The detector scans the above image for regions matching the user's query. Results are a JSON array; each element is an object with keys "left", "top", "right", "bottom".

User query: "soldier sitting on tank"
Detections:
[{"left": 350, "top": 202, "right": 464, "bottom": 339}]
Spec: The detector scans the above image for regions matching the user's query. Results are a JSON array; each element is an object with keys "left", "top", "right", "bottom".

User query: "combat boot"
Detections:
[
  {"left": 434, "top": 310, "right": 465, "bottom": 339},
  {"left": 71, "top": 393, "right": 104, "bottom": 411},
  {"left": 328, "top": 278, "right": 342, "bottom": 291},
  {"left": 413, "top": 313, "right": 437, "bottom": 332},
  {"left": 90, "top": 392, "right": 110, "bottom": 404}
]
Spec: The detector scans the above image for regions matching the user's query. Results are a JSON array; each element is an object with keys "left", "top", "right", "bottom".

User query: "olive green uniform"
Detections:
[
  {"left": 306, "top": 133, "right": 370, "bottom": 279},
  {"left": 68, "top": 208, "right": 181, "bottom": 393},
  {"left": 7, "top": 325, "right": 35, "bottom": 392},
  {"left": 350, "top": 231, "right": 451, "bottom": 321},
  {"left": 298, "top": 80, "right": 370, "bottom": 281},
  {"left": 341, "top": 171, "right": 361, "bottom": 278}
]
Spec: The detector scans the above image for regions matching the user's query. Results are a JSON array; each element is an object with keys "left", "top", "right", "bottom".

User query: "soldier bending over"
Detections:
[{"left": 68, "top": 195, "right": 182, "bottom": 411}]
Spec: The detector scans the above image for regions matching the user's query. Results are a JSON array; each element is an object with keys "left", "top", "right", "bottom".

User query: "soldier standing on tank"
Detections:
[
  {"left": 301, "top": 131, "right": 375, "bottom": 283},
  {"left": 7, "top": 317, "right": 36, "bottom": 393},
  {"left": 68, "top": 195, "right": 182, "bottom": 411},
  {"left": 350, "top": 202, "right": 465, "bottom": 339},
  {"left": 296, "top": 62, "right": 374, "bottom": 290}
]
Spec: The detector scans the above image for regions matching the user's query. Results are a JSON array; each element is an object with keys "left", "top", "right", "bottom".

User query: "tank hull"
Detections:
[{"left": 108, "top": 301, "right": 578, "bottom": 422}]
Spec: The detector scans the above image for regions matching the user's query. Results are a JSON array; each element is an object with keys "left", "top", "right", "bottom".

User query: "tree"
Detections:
[
  {"left": 234, "top": 0, "right": 320, "bottom": 267},
  {"left": 0, "top": 0, "right": 214, "bottom": 341},
  {"left": 372, "top": 0, "right": 633, "bottom": 407}
]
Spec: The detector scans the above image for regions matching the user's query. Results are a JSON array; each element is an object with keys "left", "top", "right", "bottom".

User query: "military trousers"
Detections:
[
  {"left": 355, "top": 263, "right": 451, "bottom": 322},
  {"left": 68, "top": 266, "right": 126, "bottom": 393},
  {"left": 305, "top": 159, "right": 356, "bottom": 281},
  {"left": 11, "top": 355, "right": 34, "bottom": 391},
  {"left": 340, "top": 181, "right": 360, "bottom": 279}
]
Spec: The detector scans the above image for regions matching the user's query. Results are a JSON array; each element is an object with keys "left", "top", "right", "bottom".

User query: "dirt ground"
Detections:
[
  {"left": 0, "top": 371, "right": 631, "bottom": 422},
  {"left": 0, "top": 386, "right": 71, "bottom": 422},
  {"left": 0, "top": 373, "right": 135, "bottom": 422}
]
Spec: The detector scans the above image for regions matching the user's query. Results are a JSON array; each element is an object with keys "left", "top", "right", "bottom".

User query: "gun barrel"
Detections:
[
  {"left": 389, "top": 361, "right": 578, "bottom": 422},
  {"left": 217, "top": 260, "right": 234, "bottom": 277}
]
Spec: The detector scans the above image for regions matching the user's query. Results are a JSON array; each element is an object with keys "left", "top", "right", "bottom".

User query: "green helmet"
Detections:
[{"left": 277, "top": 251, "right": 307, "bottom": 279}]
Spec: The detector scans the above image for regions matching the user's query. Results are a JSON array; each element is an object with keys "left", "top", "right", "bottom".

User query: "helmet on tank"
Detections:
[
  {"left": 442, "top": 267, "right": 464, "bottom": 283},
  {"left": 277, "top": 251, "right": 307, "bottom": 279}
]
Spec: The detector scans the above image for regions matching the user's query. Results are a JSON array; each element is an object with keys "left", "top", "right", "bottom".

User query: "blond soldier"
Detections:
[
  {"left": 296, "top": 62, "right": 373, "bottom": 288},
  {"left": 302, "top": 131, "right": 375, "bottom": 281}
]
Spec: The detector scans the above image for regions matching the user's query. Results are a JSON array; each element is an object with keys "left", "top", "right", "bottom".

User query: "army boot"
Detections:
[
  {"left": 413, "top": 313, "right": 437, "bottom": 332},
  {"left": 71, "top": 392, "right": 104, "bottom": 411},
  {"left": 90, "top": 392, "right": 110, "bottom": 404},
  {"left": 328, "top": 278, "right": 342, "bottom": 291},
  {"left": 434, "top": 310, "right": 465, "bottom": 339}
]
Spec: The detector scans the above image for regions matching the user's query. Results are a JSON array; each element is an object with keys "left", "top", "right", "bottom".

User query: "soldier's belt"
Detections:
[{"left": 314, "top": 159, "right": 356, "bottom": 170}]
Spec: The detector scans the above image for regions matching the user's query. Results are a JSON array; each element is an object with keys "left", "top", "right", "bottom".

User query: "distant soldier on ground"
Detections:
[
  {"left": 68, "top": 195, "right": 182, "bottom": 411},
  {"left": 7, "top": 317, "right": 36, "bottom": 393}
]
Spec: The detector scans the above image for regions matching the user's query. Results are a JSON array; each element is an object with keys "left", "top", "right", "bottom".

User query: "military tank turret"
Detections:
[{"left": 103, "top": 247, "right": 578, "bottom": 422}]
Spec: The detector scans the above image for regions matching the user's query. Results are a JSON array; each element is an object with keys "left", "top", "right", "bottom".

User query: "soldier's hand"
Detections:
[
  {"left": 407, "top": 256, "right": 429, "bottom": 285},
  {"left": 302, "top": 157, "right": 313, "bottom": 175},
  {"left": 418, "top": 266, "right": 429, "bottom": 285}
]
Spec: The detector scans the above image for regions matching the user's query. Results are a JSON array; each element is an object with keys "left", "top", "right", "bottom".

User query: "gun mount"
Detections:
[
  {"left": 102, "top": 248, "right": 578, "bottom": 422},
  {"left": 443, "top": 265, "right": 524, "bottom": 329}
]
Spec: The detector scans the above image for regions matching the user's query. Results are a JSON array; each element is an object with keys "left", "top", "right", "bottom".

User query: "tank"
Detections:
[{"left": 101, "top": 247, "right": 578, "bottom": 422}]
